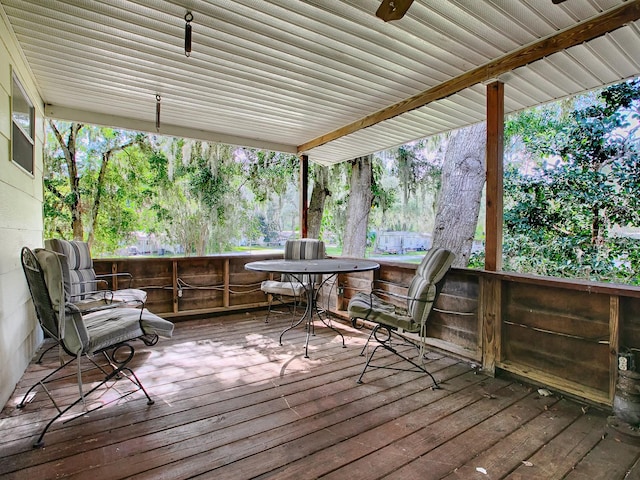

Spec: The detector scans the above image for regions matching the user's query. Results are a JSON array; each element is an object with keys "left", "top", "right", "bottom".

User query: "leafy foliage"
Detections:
[
  {"left": 44, "top": 122, "right": 150, "bottom": 254},
  {"left": 240, "top": 149, "right": 300, "bottom": 243},
  {"left": 242, "top": 149, "right": 298, "bottom": 203},
  {"left": 42, "top": 78, "right": 640, "bottom": 287},
  {"left": 503, "top": 79, "right": 640, "bottom": 284},
  {"left": 374, "top": 139, "right": 443, "bottom": 233}
]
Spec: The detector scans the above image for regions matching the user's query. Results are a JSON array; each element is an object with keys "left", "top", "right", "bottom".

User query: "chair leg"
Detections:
[
  {"left": 17, "top": 356, "right": 77, "bottom": 410},
  {"left": 265, "top": 295, "right": 274, "bottom": 323},
  {"left": 265, "top": 294, "right": 299, "bottom": 324},
  {"left": 19, "top": 342, "right": 153, "bottom": 448},
  {"left": 359, "top": 325, "right": 376, "bottom": 356},
  {"left": 357, "top": 343, "right": 382, "bottom": 384},
  {"left": 351, "top": 317, "right": 376, "bottom": 356},
  {"left": 35, "top": 341, "right": 59, "bottom": 364},
  {"left": 356, "top": 325, "right": 439, "bottom": 389}
]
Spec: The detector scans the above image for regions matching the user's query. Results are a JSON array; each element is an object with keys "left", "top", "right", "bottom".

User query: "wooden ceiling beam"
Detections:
[{"left": 298, "top": 0, "right": 640, "bottom": 154}]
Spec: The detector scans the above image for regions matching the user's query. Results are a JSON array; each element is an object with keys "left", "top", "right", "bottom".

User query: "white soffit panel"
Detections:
[{"left": 1, "top": 0, "right": 639, "bottom": 164}]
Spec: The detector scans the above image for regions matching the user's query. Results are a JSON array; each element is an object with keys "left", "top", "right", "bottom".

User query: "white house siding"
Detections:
[{"left": 0, "top": 9, "right": 45, "bottom": 409}]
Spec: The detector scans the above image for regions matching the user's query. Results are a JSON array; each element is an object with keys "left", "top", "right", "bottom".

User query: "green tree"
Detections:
[
  {"left": 377, "top": 139, "right": 443, "bottom": 234},
  {"left": 321, "top": 156, "right": 392, "bottom": 250},
  {"left": 391, "top": 142, "right": 440, "bottom": 229},
  {"left": 241, "top": 149, "right": 299, "bottom": 237},
  {"left": 45, "top": 122, "right": 148, "bottom": 253},
  {"left": 151, "top": 139, "right": 241, "bottom": 255},
  {"left": 308, "top": 164, "right": 330, "bottom": 240},
  {"left": 432, "top": 123, "right": 486, "bottom": 267},
  {"left": 342, "top": 155, "right": 374, "bottom": 257},
  {"left": 503, "top": 79, "right": 640, "bottom": 283}
]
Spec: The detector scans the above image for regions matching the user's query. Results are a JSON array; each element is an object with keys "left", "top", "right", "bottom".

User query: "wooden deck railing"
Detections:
[
  {"left": 94, "top": 253, "right": 281, "bottom": 317},
  {"left": 94, "top": 254, "right": 640, "bottom": 407}
]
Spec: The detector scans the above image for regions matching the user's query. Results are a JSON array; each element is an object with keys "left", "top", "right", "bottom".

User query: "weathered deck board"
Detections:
[
  {"left": 381, "top": 389, "right": 559, "bottom": 479},
  {"left": 252, "top": 371, "right": 504, "bottom": 480},
  {"left": 0, "top": 311, "right": 638, "bottom": 479}
]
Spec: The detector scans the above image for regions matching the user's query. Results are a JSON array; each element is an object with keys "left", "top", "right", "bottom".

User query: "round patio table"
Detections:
[{"left": 245, "top": 258, "right": 380, "bottom": 358}]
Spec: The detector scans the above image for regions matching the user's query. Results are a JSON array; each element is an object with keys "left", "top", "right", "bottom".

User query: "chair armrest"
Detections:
[
  {"left": 369, "top": 289, "right": 431, "bottom": 317},
  {"left": 372, "top": 288, "right": 403, "bottom": 299},
  {"left": 371, "top": 288, "right": 414, "bottom": 302},
  {"left": 65, "top": 302, "right": 81, "bottom": 314},
  {"left": 69, "top": 288, "right": 114, "bottom": 303},
  {"left": 70, "top": 294, "right": 144, "bottom": 314},
  {"left": 96, "top": 272, "right": 134, "bottom": 288},
  {"left": 72, "top": 278, "right": 109, "bottom": 290}
]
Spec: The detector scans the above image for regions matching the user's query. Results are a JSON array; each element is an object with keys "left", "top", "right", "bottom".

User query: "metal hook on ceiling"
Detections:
[
  {"left": 184, "top": 12, "right": 193, "bottom": 57},
  {"left": 155, "top": 94, "right": 161, "bottom": 131}
]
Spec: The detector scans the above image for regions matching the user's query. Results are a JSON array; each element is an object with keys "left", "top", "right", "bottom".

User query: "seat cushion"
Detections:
[
  {"left": 348, "top": 292, "right": 416, "bottom": 332},
  {"left": 83, "top": 308, "right": 145, "bottom": 353},
  {"left": 83, "top": 308, "right": 173, "bottom": 354},
  {"left": 139, "top": 309, "right": 174, "bottom": 338},
  {"left": 261, "top": 280, "right": 306, "bottom": 297}
]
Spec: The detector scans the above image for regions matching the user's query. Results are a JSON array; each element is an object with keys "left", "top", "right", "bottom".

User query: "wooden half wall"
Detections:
[
  {"left": 327, "top": 262, "right": 640, "bottom": 407},
  {"left": 94, "top": 255, "right": 640, "bottom": 407},
  {"left": 94, "top": 253, "right": 281, "bottom": 318}
]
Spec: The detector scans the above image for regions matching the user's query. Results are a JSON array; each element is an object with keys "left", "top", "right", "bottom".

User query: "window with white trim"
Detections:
[{"left": 11, "top": 72, "right": 35, "bottom": 175}]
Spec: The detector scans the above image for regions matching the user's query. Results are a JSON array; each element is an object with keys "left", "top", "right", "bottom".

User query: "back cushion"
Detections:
[
  {"left": 34, "top": 249, "right": 66, "bottom": 320},
  {"left": 284, "top": 239, "right": 325, "bottom": 260},
  {"left": 406, "top": 247, "right": 455, "bottom": 325},
  {"left": 416, "top": 247, "right": 455, "bottom": 283},
  {"left": 406, "top": 274, "right": 436, "bottom": 325},
  {"left": 35, "top": 249, "right": 89, "bottom": 354},
  {"left": 283, "top": 239, "right": 325, "bottom": 284},
  {"left": 45, "top": 239, "right": 97, "bottom": 299},
  {"left": 45, "top": 239, "right": 93, "bottom": 269}
]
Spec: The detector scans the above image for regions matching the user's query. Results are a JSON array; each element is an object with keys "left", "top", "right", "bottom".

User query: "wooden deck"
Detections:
[{"left": 1, "top": 311, "right": 639, "bottom": 479}]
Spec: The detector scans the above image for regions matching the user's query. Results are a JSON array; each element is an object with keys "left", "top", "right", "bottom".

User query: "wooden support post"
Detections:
[
  {"left": 300, "top": 154, "right": 309, "bottom": 238},
  {"left": 482, "top": 81, "right": 505, "bottom": 375},
  {"left": 481, "top": 276, "right": 502, "bottom": 375},
  {"left": 610, "top": 295, "right": 620, "bottom": 402},
  {"left": 111, "top": 262, "right": 118, "bottom": 290},
  {"left": 224, "top": 258, "right": 230, "bottom": 308},
  {"left": 173, "top": 260, "right": 179, "bottom": 314},
  {"left": 485, "top": 81, "right": 504, "bottom": 272}
]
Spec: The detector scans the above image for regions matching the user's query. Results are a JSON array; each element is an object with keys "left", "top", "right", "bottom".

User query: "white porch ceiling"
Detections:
[{"left": 2, "top": 0, "right": 640, "bottom": 165}]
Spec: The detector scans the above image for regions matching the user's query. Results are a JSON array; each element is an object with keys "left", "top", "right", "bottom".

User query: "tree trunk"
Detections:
[
  {"left": 49, "top": 121, "right": 84, "bottom": 240},
  {"left": 86, "top": 140, "right": 137, "bottom": 247},
  {"left": 342, "top": 155, "right": 374, "bottom": 258},
  {"left": 432, "top": 123, "right": 487, "bottom": 267},
  {"left": 307, "top": 165, "right": 330, "bottom": 239}
]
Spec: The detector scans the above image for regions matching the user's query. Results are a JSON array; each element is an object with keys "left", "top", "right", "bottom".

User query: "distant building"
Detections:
[
  {"left": 374, "top": 231, "right": 431, "bottom": 254},
  {"left": 117, "top": 232, "right": 179, "bottom": 256}
]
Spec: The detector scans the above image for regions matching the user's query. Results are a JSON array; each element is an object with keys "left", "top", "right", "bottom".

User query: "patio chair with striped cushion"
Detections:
[
  {"left": 348, "top": 247, "right": 455, "bottom": 387},
  {"left": 19, "top": 246, "right": 173, "bottom": 448},
  {"left": 260, "top": 238, "right": 326, "bottom": 323},
  {"left": 45, "top": 238, "right": 147, "bottom": 311}
]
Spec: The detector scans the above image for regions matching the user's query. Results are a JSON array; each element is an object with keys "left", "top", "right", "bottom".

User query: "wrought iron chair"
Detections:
[
  {"left": 260, "top": 238, "right": 326, "bottom": 323},
  {"left": 34, "top": 239, "right": 147, "bottom": 365},
  {"left": 19, "top": 246, "right": 174, "bottom": 448},
  {"left": 348, "top": 247, "right": 455, "bottom": 387},
  {"left": 45, "top": 238, "right": 147, "bottom": 311}
]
